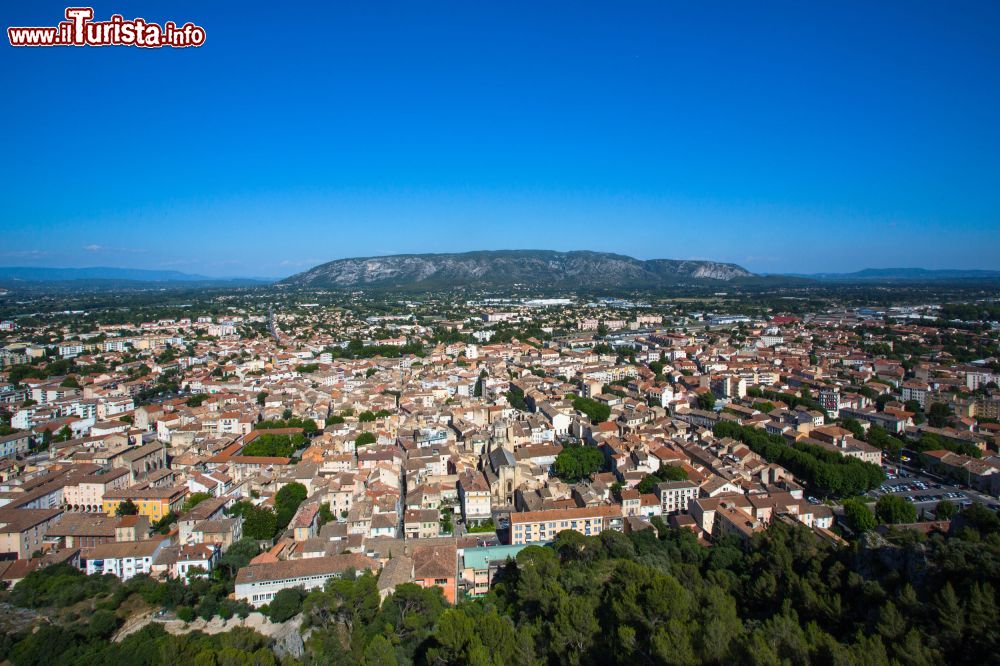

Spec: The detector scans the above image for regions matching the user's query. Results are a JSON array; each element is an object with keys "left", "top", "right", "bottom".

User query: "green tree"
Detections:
[
  {"left": 903, "top": 399, "right": 925, "bottom": 424},
  {"left": 423, "top": 608, "right": 484, "bottom": 665},
  {"left": 186, "top": 393, "right": 209, "bottom": 407},
  {"left": 219, "top": 538, "right": 261, "bottom": 578},
  {"left": 374, "top": 583, "right": 447, "bottom": 660},
  {"left": 636, "top": 464, "right": 688, "bottom": 493},
  {"left": 935, "top": 499, "right": 958, "bottom": 520},
  {"left": 151, "top": 511, "right": 178, "bottom": 534},
  {"left": 302, "top": 570, "right": 380, "bottom": 648},
  {"left": 86, "top": 609, "right": 120, "bottom": 639},
  {"left": 843, "top": 498, "right": 877, "bottom": 533},
  {"left": 876, "top": 495, "right": 917, "bottom": 525},
  {"left": 355, "top": 432, "right": 377, "bottom": 447},
  {"left": 274, "top": 482, "right": 308, "bottom": 531},
  {"left": 236, "top": 504, "right": 278, "bottom": 540},
  {"left": 570, "top": 395, "right": 611, "bottom": 423},
  {"left": 183, "top": 492, "right": 213, "bottom": 513},
  {"left": 553, "top": 445, "right": 604, "bottom": 482},
  {"left": 266, "top": 587, "right": 305, "bottom": 622},
  {"left": 116, "top": 499, "right": 139, "bottom": 516},
  {"left": 840, "top": 418, "right": 865, "bottom": 439},
  {"left": 928, "top": 402, "right": 953, "bottom": 428},
  {"left": 867, "top": 426, "right": 904, "bottom": 458},
  {"left": 363, "top": 635, "right": 399, "bottom": 666},
  {"left": 242, "top": 433, "right": 303, "bottom": 457}
]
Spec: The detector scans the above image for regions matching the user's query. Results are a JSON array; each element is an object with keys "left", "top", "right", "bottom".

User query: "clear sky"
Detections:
[{"left": 2, "top": 1, "right": 999, "bottom": 278}]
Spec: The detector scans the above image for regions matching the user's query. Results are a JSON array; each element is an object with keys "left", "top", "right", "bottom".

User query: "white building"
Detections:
[
  {"left": 84, "top": 539, "right": 167, "bottom": 580},
  {"left": 234, "top": 554, "right": 376, "bottom": 607},
  {"left": 656, "top": 480, "right": 700, "bottom": 515},
  {"left": 0, "top": 432, "right": 31, "bottom": 458}
]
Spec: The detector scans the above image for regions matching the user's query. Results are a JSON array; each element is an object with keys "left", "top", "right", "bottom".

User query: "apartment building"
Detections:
[
  {"left": 84, "top": 538, "right": 167, "bottom": 580},
  {"left": 655, "top": 480, "right": 700, "bottom": 515},
  {"left": 510, "top": 504, "right": 623, "bottom": 545},
  {"left": 457, "top": 471, "right": 492, "bottom": 525},
  {"left": 0, "top": 508, "right": 63, "bottom": 559},
  {"left": 0, "top": 432, "right": 31, "bottom": 459},
  {"left": 901, "top": 380, "right": 930, "bottom": 410},
  {"left": 403, "top": 509, "right": 440, "bottom": 539},
  {"left": 63, "top": 467, "right": 131, "bottom": 512},
  {"left": 102, "top": 484, "right": 188, "bottom": 522}
]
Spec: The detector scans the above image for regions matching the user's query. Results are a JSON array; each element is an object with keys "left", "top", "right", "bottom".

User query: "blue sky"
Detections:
[{"left": 2, "top": 1, "right": 998, "bottom": 277}]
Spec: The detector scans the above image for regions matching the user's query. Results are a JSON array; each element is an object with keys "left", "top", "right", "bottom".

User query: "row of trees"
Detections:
[
  {"left": 569, "top": 394, "right": 611, "bottom": 424},
  {"left": 358, "top": 410, "right": 392, "bottom": 422},
  {"left": 323, "top": 339, "right": 425, "bottom": 360},
  {"left": 714, "top": 422, "right": 884, "bottom": 497},
  {"left": 5, "top": 358, "right": 76, "bottom": 384},
  {"left": 242, "top": 433, "right": 307, "bottom": 458},
  {"left": 745, "top": 386, "right": 827, "bottom": 415},
  {"left": 910, "top": 430, "right": 982, "bottom": 458}
]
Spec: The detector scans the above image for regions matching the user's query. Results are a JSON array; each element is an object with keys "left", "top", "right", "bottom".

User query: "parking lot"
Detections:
[{"left": 867, "top": 464, "right": 1000, "bottom": 516}]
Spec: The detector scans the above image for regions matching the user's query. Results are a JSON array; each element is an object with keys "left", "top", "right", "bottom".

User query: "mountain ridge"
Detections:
[{"left": 279, "top": 250, "right": 754, "bottom": 288}]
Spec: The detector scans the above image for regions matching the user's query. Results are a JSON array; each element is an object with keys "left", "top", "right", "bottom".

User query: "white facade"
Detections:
[{"left": 658, "top": 481, "right": 700, "bottom": 515}]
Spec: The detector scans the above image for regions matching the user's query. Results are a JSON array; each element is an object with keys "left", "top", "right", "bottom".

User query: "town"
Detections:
[
  {"left": 1, "top": 285, "right": 998, "bottom": 659},
  {"left": 5, "top": 0, "right": 1000, "bottom": 660}
]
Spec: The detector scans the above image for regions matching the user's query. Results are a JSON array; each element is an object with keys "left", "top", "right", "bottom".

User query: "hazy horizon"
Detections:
[{"left": 3, "top": 251, "right": 1000, "bottom": 282}]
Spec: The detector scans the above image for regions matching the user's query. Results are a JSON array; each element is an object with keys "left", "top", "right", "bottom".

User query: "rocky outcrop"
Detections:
[{"left": 280, "top": 250, "right": 753, "bottom": 288}]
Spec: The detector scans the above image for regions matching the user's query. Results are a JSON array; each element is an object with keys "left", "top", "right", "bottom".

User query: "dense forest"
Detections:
[{"left": 3, "top": 504, "right": 999, "bottom": 665}]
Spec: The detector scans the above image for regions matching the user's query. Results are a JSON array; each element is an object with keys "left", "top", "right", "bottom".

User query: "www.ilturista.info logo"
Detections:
[{"left": 8, "top": 7, "right": 206, "bottom": 48}]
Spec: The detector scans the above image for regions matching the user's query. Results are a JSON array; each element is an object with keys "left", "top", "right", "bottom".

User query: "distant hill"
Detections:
[
  {"left": 279, "top": 250, "right": 755, "bottom": 289},
  {"left": 0, "top": 266, "right": 227, "bottom": 282},
  {"left": 792, "top": 268, "right": 1000, "bottom": 282},
  {"left": 0, "top": 266, "right": 271, "bottom": 290}
]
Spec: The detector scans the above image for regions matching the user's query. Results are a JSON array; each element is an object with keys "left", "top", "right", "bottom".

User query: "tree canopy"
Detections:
[
  {"left": 636, "top": 464, "right": 688, "bottom": 494},
  {"left": 876, "top": 494, "right": 918, "bottom": 525},
  {"left": 570, "top": 395, "right": 611, "bottom": 424},
  {"left": 842, "top": 498, "right": 877, "bottom": 533},
  {"left": 553, "top": 445, "right": 604, "bottom": 482},
  {"left": 242, "top": 433, "right": 305, "bottom": 458},
  {"left": 5, "top": 503, "right": 1000, "bottom": 665}
]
